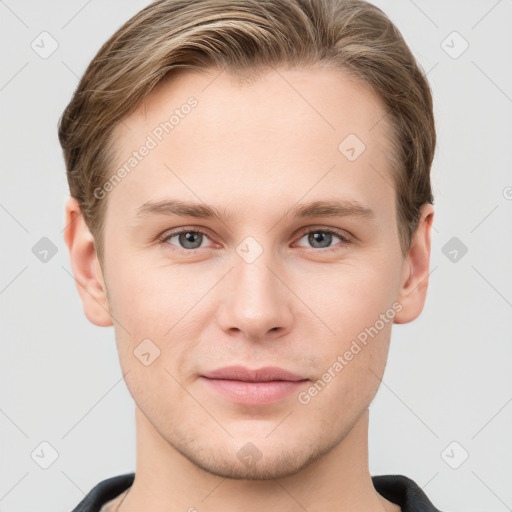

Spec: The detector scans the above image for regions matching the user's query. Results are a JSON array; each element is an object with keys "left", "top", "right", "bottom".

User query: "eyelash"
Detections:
[{"left": 157, "top": 226, "right": 352, "bottom": 253}]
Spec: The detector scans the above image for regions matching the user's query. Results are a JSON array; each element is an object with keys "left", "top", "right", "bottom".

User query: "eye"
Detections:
[
  {"left": 159, "top": 228, "right": 214, "bottom": 250},
  {"left": 295, "top": 228, "right": 350, "bottom": 250},
  {"left": 157, "top": 226, "right": 351, "bottom": 253}
]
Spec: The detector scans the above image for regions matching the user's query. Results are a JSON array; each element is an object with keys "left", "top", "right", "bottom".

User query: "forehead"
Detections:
[
  {"left": 107, "top": 65, "right": 395, "bottom": 224},
  {"left": 129, "top": 65, "right": 388, "bottom": 138}
]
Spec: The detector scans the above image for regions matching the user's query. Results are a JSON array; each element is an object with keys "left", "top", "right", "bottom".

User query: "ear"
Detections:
[
  {"left": 63, "top": 196, "right": 113, "bottom": 327},
  {"left": 394, "top": 203, "right": 434, "bottom": 324}
]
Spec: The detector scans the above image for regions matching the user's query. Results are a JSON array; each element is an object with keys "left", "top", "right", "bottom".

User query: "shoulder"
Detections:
[
  {"left": 70, "top": 473, "right": 134, "bottom": 512},
  {"left": 372, "top": 474, "right": 444, "bottom": 512}
]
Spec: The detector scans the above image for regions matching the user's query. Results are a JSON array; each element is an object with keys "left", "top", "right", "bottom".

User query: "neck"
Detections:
[{"left": 115, "top": 407, "right": 398, "bottom": 512}]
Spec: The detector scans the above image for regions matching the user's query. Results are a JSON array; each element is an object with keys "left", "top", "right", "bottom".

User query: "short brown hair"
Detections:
[{"left": 58, "top": 0, "right": 435, "bottom": 262}]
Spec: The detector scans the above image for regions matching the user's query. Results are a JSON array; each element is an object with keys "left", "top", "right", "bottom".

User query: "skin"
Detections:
[{"left": 64, "top": 65, "right": 433, "bottom": 512}]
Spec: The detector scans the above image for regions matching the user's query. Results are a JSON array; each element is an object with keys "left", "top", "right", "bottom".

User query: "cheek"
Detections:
[
  {"left": 292, "top": 259, "right": 397, "bottom": 398},
  {"left": 299, "top": 318, "right": 392, "bottom": 421},
  {"left": 292, "top": 256, "right": 400, "bottom": 341},
  {"left": 104, "top": 255, "right": 212, "bottom": 379},
  {"left": 105, "top": 254, "right": 184, "bottom": 328}
]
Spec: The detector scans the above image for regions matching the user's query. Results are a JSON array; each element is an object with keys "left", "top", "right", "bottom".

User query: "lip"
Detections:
[
  {"left": 200, "top": 366, "right": 309, "bottom": 405},
  {"left": 202, "top": 365, "right": 306, "bottom": 382}
]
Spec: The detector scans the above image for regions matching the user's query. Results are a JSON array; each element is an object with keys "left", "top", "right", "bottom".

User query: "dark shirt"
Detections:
[{"left": 71, "top": 472, "right": 444, "bottom": 512}]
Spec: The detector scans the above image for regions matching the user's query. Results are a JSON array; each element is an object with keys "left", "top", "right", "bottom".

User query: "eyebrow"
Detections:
[{"left": 135, "top": 198, "right": 376, "bottom": 221}]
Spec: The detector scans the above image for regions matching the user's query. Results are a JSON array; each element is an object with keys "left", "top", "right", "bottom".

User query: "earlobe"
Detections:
[
  {"left": 394, "top": 203, "right": 435, "bottom": 325},
  {"left": 63, "top": 196, "right": 113, "bottom": 327}
]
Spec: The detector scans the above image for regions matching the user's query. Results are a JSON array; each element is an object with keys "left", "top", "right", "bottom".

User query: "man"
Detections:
[{"left": 60, "top": 0, "right": 442, "bottom": 510}]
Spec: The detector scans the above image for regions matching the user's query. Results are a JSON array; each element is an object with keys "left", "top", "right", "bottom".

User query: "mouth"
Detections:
[{"left": 200, "top": 366, "right": 309, "bottom": 405}]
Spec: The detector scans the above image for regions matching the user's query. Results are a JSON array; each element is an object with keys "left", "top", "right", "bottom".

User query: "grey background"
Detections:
[{"left": 1, "top": 1, "right": 511, "bottom": 511}]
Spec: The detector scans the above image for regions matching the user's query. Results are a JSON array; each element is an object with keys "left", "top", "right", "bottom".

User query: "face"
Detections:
[{"left": 71, "top": 66, "right": 430, "bottom": 480}]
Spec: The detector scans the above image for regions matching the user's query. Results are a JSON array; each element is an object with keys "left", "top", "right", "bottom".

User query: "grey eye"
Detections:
[
  {"left": 296, "top": 230, "right": 343, "bottom": 249},
  {"left": 167, "top": 231, "right": 207, "bottom": 249}
]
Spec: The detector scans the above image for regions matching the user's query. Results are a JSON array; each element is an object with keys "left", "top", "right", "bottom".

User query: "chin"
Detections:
[
  {"left": 188, "top": 443, "right": 325, "bottom": 480},
  {"left": 169, "top": 423, "right": 333, "bottom": 481}
]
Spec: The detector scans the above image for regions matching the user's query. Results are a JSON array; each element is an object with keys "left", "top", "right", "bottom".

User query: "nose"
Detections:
[{"left": 215, "top": 249, "right": 293, "bottom": 342}]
